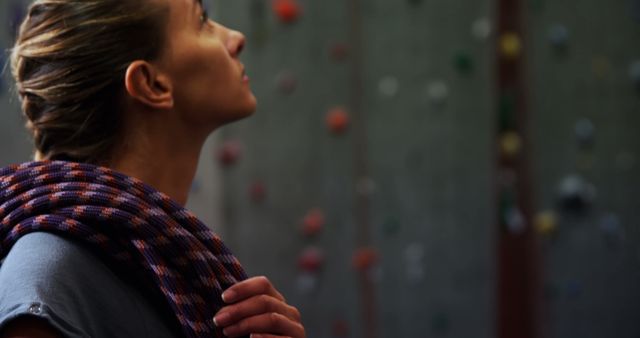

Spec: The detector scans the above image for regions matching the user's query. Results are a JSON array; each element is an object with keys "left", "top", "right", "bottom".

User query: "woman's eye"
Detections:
[{"left": 201, "top": 10, "right": 209, "bottom": 25}]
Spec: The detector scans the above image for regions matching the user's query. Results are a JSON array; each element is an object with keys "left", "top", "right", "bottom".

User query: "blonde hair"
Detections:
[{"left": 11, "top": 0, "right": 168, "bottom": 164}]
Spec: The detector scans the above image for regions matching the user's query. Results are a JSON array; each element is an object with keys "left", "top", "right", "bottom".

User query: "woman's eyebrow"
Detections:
[{"left": 192, "top": 0, "right": 205, "bottom": 18}]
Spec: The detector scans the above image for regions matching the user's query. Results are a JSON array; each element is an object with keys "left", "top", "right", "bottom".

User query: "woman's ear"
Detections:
[{"left": 124, "top": 61, "right": 174, "bottom": 110}]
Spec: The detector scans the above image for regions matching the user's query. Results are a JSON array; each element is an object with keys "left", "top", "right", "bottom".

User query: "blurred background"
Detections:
[{"left": 1, "top": 0, "right": 639, "bottom": 337}]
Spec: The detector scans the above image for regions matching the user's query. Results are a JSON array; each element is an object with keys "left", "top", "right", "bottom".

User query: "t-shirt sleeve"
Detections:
[
  {"left": 0, "top": 232, "right": 90, "bottom": 337},
  {"left": 0, "top": 232, "right": 179, "bottom": 338}
]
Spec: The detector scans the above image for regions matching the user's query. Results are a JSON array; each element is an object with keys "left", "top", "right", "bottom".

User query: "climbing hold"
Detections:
[
  {"left": 273, "top": 0, "right": 301, "bottom": 24},
  {"left": 352, "top": 247, "right": 378, "bottom": 271},
  {"left": 326, "top": 107, "right": 350, "bottom": 134},
  {"left": 301, "top": 208, "right": 324, "bottom": 237},
  {"left": 378, "top": 76, "right": 399, "bottom": 97},
  {"left": 500, "top": 131, "right": 522, "bottom": 157},
  {"left": 549, "top": 24, "right": 569, "bottom": 52},
  {"left": 471, "top": 17, "right": 492, "bottom": 40},
  {"left": 217, "top": 141, "right": 242, "bottom": 167},
  {"left": 500, "top": 32, "right": 522, "bottom": 60},
  {"left": 275, "top": 70, "right": 298, "bottom": 95},
  {"left": 557, "top": 174, "right": 596, "bottom": 213},
  {"left": 534, "top": 210, "right": 558, "bottom": 235},
  {"left": 298, "top": 246, "right": 324, "bottom": 272},
  {"left": 453, "top": 51, "right": 474, "bottom": 74},
  {"left": 249, "top": 181, "right": 267, "bottom": 203},
  {"left": 574, "top": 118, "right": 595, "bottom": 149},
  {"left": 426, "top": 81, "right": 449, "bottom": 106}
]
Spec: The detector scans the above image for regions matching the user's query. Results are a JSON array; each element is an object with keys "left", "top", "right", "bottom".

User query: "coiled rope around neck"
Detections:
[{"left": 0, "top": 161, "right": 247, "bottom": 338}]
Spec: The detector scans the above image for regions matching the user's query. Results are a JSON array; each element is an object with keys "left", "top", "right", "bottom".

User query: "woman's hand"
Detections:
[{"left": 213, "top": 276, "right": 305, "bottom": 338}]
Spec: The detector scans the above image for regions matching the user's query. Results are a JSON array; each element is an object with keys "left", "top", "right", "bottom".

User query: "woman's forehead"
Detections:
[
  {"left": 165, "top": 0, "right": 201, "bottom": 12},
  {"left": 164, "top": 0, "right": 200, "bottom": 22}
]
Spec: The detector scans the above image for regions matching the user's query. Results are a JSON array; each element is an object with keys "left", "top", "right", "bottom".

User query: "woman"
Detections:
[{"left": 0, "top": 0, "right": 305, "bottom": 337}]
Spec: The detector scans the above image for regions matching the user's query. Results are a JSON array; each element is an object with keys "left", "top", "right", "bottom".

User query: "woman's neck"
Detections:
[
  {"left": 109, "top": 120, "right": 210, "bottom": 207},
  {"left": 111, "top": 152, "right": 198, "bottom": 206}
]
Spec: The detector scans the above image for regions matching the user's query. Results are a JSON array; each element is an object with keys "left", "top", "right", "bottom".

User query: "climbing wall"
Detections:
[
  {"left": 0, "top": 1, "right": 638, "bottom": 338},
  {"left": 209, "top": 0, "right": 495, "bottom": 337},
  {"left": 528, "top": 0, "right": 640, "bottom": 337},
  {"left": 0, "top": 1, "right": 32, "bottom": 166}
]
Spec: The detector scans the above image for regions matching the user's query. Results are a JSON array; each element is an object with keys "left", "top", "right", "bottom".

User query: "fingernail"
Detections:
[
  {"left": 222, "top": 290, "right": 236, "bottom": 303},
  {"left": 213, "top": 312, "right": 230, "bottom": 326}
]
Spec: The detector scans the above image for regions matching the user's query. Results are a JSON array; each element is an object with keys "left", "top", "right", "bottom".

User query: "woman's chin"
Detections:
[{"left": 242, "top": 96, "right": 258, "bottom": 117}]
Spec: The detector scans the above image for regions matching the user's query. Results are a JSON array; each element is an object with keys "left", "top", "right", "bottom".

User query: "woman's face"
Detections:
[{"left": 158, "top": 0, "right": 257, "bottom": 129}]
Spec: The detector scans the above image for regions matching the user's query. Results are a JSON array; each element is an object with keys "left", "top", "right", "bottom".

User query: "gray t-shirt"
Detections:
[{"left": 0, "top": 232, "right": 181, "bottom": 337}]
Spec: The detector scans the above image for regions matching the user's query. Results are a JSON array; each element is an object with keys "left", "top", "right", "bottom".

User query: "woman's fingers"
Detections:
[
  {"left": 214, "top": 294, "right": 301, "bottom": 326},
  {"left": 222, "top": 276, "right": 285, "bottom": 303},
  {"left": 219, "top": 312, "right": 305, "bottom": 338},
  {"left": 215, "top": 276, "right": 305, "bottom": 338}
]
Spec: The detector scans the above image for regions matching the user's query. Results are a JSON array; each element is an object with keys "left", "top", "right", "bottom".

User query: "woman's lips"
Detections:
[{"left": 241, "top": 67, "right": 249, "bottom": 83}]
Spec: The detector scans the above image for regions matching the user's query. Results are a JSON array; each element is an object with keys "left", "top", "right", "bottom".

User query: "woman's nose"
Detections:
[{"left": 227, "top": 30, "right": 246, "bottom": 58}]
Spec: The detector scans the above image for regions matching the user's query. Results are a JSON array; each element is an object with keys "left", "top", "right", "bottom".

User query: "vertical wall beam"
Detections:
[{"left": 495, "top": 0, "right": 540, "bottom": 338}]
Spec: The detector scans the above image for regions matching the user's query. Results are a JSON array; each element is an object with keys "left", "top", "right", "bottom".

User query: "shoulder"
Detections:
[
  {"left": 0, "top": 231, "right": 111, "bottom": 306},
  {"left": 0, "top": 232, "right": 178, "bottom": 338},
  {"left": 0, "top": 232, "right": 96, "bottom": 289},
  {"left": 0, "top": 232, "right": 91, "bottom": 337}
]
